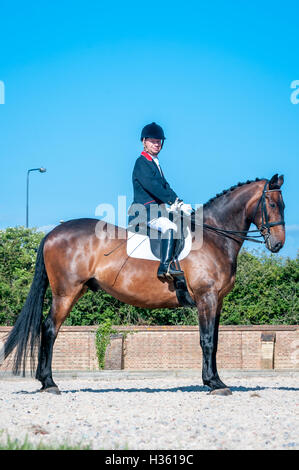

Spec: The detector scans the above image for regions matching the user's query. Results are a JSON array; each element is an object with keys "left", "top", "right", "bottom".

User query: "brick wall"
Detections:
[
  {"left": 0, "top": 325, "right": 298, "bottom": 372},
  {"left": 121, "top": 325, "right": 298, "bottom": 370}
]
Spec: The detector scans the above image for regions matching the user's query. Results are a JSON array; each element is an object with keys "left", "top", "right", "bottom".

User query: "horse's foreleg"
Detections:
[
  {"left": 197, "top": 293, "right": 231, "bottom": 395},
  {"left": 36, "top": 287, "right": 87, "bottom": 394}
]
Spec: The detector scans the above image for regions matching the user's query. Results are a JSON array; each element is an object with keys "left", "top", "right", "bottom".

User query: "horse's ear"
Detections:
[
  {"left": 269, "top": 173, "right": 284, "bottom": 189},
  {"left": 269, "top": 173, "right": 279, "bottom": 189},
  {"left": 277, "top": 174, "right": 284, "bottom": 187}
]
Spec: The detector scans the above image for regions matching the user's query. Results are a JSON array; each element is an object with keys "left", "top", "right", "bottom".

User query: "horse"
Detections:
[{"left": 1, "top": 173, "right": 285, "bottom": 396}]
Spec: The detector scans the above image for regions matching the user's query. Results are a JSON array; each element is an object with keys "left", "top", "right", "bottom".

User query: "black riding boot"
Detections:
[{"left": 157, "top": 229, "right": 184, "bottom": 279}]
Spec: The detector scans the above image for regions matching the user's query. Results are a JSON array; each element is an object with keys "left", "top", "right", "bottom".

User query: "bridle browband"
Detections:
[{"left": 199, "top": 179, "right": 285, "bottom": 245}]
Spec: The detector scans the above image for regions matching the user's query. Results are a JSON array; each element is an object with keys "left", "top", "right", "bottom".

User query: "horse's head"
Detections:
[{"left": 252, "top": 174, "right": 285, "bottom": 253}]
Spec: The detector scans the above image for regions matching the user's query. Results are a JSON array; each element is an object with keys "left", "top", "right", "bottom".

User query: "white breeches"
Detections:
[{"left": 147, "top": 217, "right": 177, "bottom": 234}]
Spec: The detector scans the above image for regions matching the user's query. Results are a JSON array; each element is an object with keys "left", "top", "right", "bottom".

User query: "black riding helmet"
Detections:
[{"left": 140, "top": 122, "right": 166, "bottom": 144}]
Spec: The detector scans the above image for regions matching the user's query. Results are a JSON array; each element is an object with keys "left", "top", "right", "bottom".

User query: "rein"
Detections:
[{"left": 201, "top": 224, "right": 265, "bottom": 244}]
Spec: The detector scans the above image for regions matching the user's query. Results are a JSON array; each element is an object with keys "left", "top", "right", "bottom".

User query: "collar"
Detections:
[{"left": 141, "top": 151, "right": 153, "bottom": 161}]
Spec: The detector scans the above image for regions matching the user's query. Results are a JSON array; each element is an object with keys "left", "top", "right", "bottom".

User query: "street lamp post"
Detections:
[{"left": 26, "top": 167, "right": 47, "bottom": 228}]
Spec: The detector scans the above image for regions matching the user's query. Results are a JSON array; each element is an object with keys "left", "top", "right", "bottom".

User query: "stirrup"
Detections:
[
  {"left": 168, "top": 267, "right": 184, "bottom": 277},
  {"left": 157, "top": 263, "right": 184, "bottom": 280},
  {"left": 168, "top": 260, "right": 184, "bottom": 277}
]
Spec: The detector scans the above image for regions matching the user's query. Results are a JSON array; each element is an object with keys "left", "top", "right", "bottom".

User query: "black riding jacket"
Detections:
[
  {"left": 131, "top": 151, "right": 178, "bottom": 207},
  {"left": 128, "top": 151, "right": 178, "bottom": 227}
]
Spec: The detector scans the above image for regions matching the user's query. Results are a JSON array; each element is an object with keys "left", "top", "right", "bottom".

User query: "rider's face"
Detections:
[{"left": 143, "top": 138, "right": 162, "bottom": 156}]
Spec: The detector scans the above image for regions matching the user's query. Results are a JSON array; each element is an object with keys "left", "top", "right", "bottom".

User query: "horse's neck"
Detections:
[
  {"left": 203, "top": 189, "right": 250, "bottom": 231},
  {"left": 202, "top": 183, "right": 261, "bottom": 256}
]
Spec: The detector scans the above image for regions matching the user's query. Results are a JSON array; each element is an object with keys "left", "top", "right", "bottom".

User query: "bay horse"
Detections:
[{"left": 2, "top": 174, "right": 285, "bottom": 395}]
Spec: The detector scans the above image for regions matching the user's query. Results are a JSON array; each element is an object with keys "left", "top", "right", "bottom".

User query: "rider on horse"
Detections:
[{"left": 129, "top": 122, "right": 192, "bottom": 279}]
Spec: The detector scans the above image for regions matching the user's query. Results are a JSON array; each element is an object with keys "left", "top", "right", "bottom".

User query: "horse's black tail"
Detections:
[{"left": 1, "top": 236, "right": 49, "bottom": 376}]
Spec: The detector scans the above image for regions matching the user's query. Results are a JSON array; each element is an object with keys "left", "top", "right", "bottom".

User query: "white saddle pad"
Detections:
[{"left": 126, "top": 227, "right": 192, "bottom": 261}]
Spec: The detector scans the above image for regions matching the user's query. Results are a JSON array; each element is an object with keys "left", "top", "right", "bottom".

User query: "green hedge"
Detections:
[{"left": 0, "top": 227, "right": 298, "bottom": 326}]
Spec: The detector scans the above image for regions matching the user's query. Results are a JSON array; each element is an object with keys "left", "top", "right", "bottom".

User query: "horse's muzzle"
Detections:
[{"left": 267, "top": 238, "right": 283, "bottom": 253}]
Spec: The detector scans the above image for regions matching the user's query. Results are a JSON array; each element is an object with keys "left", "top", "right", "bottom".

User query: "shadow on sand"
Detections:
[{"left": 15, "top": 384, "right": 299, "bottom": 395}]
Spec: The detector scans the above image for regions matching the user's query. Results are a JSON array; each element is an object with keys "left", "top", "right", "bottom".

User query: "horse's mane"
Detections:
[{"left": 203, "top": 177, "right": 263, "bottom": 208}]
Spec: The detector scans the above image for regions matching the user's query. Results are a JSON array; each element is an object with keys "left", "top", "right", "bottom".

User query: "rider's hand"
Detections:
[
  {"left": 178, "top": 201, "right": 192, "bottom": 215},
  {"left": 169, "top": 198, "right": 182, "bottom": 212}
]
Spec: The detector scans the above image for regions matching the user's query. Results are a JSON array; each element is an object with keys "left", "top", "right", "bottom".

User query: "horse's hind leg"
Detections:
[{"left": 36, "top": 287, "right": 86, "bottom": 394}]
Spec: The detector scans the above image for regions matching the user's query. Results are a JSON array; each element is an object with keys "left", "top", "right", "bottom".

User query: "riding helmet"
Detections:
[{"left": 140, "top": 122, "right": 166, "bottom": 142}]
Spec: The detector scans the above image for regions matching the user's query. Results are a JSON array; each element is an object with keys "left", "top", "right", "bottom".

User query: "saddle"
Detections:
[{"left": 126, "top": 225, "right": 191, "bottom": 261}]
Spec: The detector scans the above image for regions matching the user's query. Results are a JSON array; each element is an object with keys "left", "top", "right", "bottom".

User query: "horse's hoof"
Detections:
[
  {"left": 209, "top": 388, "right": 232, "bottom": 396},
  {"left": 39, "top": 386, "right": 61, "bottom": 395}
]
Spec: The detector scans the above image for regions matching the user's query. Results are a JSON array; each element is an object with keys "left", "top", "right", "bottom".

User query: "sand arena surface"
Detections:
[{"left": 0, "top": 371, "right": 298, "bottom": 450}]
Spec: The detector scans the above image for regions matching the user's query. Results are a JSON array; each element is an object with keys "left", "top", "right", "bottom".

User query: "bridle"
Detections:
[
  {"left": 198, "top": 179, "right": 285, "bottom": 245},
  {"left": 249, "top": 179, "right": 285, "bottom": 244}
]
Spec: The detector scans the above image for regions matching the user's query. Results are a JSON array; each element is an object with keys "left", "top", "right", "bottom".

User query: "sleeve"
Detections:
[{"left": 135, "top": 158, "right": 178, "bottom": 205}]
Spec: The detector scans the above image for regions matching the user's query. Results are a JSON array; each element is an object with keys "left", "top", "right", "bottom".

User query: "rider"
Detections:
[{"left": 129, "top": 122, "right": 192, "bottom": 279}]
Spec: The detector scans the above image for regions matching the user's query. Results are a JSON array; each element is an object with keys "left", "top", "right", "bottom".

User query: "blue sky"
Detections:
[{"left": 0, "top": 1, "right": 298, "bottom": 258}]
